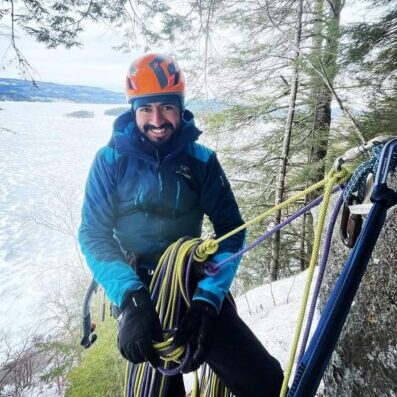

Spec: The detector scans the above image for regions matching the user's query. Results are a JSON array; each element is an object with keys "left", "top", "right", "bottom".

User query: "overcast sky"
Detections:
[{"left": 0, "top": 23, "right": 142, "bottom": 92}]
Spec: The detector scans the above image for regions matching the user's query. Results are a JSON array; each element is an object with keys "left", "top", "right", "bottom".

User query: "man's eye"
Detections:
[
  {"left": 139, "top": 107, "right": 151, "bottom": 113},
  {"left": 162, "top": 105, "right": 175, "bottom": 111}
]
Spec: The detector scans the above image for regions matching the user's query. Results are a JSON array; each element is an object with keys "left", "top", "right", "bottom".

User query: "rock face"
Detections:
[{"left": 317, "top": 183, "right": 397, "bottom": 397}]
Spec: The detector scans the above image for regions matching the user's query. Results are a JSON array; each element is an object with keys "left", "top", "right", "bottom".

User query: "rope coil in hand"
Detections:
[{"left": 126, "top": 237, "right": 231, "bottom": 396}]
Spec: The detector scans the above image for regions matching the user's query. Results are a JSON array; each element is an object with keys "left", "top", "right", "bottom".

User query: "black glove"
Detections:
[
  {"left": 174, "top": 300, "right": 218, "bottom": 372},
  {"left": 117, "top": 288, "right": 163, "bottom": 368}
]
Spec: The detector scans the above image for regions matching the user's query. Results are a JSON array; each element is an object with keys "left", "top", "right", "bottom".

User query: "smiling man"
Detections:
[
  {"left": 135, "top": 101, "right": 181, "bottom": 143},
  {"left": 78, "top": 53, "right": 283, "bottom": 397}
]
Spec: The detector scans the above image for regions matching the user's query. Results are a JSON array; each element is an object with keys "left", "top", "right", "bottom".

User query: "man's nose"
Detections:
[{"left": 151, "top": 108, "right": 166, "bottom": 126}]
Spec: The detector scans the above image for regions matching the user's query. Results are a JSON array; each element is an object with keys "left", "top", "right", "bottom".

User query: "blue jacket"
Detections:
[{"left": 78, "top": 110, "right": 245, "bottom": 312}]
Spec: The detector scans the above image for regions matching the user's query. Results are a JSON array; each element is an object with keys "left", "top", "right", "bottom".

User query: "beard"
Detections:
[{"left": 143, "top": 122, "right": 177, "bottom": 146}]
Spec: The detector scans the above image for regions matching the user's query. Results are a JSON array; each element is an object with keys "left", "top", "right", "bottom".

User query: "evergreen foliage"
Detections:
[{"left": 66, "top": 316, "right": 125, "bottom": 397}]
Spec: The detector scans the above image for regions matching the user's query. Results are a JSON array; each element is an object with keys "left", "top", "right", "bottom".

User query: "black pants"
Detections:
[{"left": 135, "top": 269, "right": 284, "bottom": 397}]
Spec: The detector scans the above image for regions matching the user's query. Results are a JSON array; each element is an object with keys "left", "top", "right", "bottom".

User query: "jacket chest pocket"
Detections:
[
  {"left": 168, "top": 174, "right": 201, "bottom": 215},
  {"left": 116, "top": 174, "right": 158, "bottom": 216}
]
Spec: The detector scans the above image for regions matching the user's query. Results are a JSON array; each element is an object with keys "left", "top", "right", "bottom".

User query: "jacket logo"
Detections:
[{"left": 176, "top": 164, "right": 191, "bottom": 180}]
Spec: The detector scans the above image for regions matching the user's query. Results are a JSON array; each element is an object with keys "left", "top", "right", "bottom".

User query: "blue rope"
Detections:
[{"left": 343, "top": 144, "right": 397, "bottom": 204}]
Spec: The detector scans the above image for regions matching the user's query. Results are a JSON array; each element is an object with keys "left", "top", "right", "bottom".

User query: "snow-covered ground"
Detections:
[{"left": 236, "top": 270, "right": 317, "bottom": 371}]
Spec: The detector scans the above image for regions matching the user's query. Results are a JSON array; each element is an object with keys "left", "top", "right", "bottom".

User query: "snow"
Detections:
[{"left": 236, "top": 270, "right": 317, "bottom": 369}]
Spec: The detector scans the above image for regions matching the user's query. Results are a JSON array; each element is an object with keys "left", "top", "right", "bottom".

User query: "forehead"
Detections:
[{"left": 137, "top": 102, "right": 177, "bottom": 108}]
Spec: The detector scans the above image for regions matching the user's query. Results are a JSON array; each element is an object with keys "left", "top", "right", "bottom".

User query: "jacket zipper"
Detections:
[
  {"left": 174, "top": 181, "right": 181, "bottom": 216},
  {"left": 156, "top": 149, "right": 163, "bottom": 238}
]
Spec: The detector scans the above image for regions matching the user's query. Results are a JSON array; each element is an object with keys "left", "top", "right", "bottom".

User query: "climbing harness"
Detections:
[
  {"left": 286, "top": 137, "right": 397, "bottom": 397},
  {"left": 79, "top": 136, "right": 396, "bottom": 397}
]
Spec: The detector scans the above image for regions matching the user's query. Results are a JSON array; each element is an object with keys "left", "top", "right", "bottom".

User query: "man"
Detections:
[{"left": 78, "top": 53, "right": 283, "bottom": 396}]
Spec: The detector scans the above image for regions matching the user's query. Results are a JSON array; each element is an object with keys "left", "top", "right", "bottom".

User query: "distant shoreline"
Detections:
[{"left": 0, "top": 78, "right": 125, "bottom": 104}]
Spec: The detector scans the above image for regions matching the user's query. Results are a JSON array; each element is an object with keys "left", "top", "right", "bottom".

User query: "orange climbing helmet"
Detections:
[{"left": 125, "top": 53, "right": 185, "bottom": 105}]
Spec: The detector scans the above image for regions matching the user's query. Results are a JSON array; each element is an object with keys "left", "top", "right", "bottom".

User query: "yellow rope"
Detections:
[
  {"left": 279, "top": 168, "right": 350, "bottom": 397},
  {"left": 193, "top": 170, "right": 349, "bottom": 262},
  {"left": 124, "top": 363, "right": 129, "bottom": 397},
  {"left": 192, "top": 371, "right": 199, "bottom": 397},
  {"left": 123, "top": 167, "right": 350, "bottom": 397}
]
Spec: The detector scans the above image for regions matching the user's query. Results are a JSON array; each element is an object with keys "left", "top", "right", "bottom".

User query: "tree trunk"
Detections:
[
  {"left": 308, "top": 0, "right": 343, "bottom": 185},
  {"left": 270, "top": 0, "right": 303, "bottom": 281},
  {"left": 301, "top": 0, "right": 344, "bottom": 274}
]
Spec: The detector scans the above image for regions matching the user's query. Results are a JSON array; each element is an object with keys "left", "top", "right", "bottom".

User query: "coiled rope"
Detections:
[{"left": 126, "top": 237, "right": 231, "bottom": 396}]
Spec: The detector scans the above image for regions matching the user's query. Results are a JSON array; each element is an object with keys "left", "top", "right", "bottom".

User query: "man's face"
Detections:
[{"left": 135, "top": 102, "right": 181, "bottom": 144}]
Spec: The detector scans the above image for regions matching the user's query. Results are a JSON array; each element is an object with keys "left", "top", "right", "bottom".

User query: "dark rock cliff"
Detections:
[{"left": 316, "top": 178, "right": 397, "bottom": 397}]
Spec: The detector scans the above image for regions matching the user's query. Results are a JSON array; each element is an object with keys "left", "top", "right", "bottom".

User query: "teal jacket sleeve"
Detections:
[
  {"left": 193, "top": 152, "right": 245, "bottom": 312},
  {"left": 78, "top": 147, "right": 145, "bottom": 307}
]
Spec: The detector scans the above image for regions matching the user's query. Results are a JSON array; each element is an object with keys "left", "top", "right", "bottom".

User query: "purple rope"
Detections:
[
  {"left": 205, "top": 185, "right": 343, "bottom": 274},
  {"left": 147, "top": 368, "right": 158, "bottom": 397},
  {"left": 127, "top": 363, "right": 133, "bottom": 396},
  {"left": 151, "top": 259, "right": 167, "bottom": 300},
  {"left": 157, "top": 343, "right": 191, "bottom": 376},
  {"left": 297, "top": 191, "right": 345, "bottom": 363},
  {"left": 141, "top": 365, "right": 151, "bottom": 396}
]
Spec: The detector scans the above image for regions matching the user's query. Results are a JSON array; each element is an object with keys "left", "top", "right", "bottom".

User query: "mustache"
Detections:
[{"left": 144, "top": 123, "right": 174, "bottom": 133}]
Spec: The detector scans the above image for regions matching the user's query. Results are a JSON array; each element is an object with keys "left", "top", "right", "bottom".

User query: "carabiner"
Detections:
[
  {"left": 80, "top": 279, "right": 98, "bottom": 349},
  {"left": 340, "top": 194, "right": 363, "bottom": 248}
]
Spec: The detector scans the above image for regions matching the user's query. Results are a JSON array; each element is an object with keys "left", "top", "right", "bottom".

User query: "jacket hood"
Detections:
[{"left": 110, "top": 109, "right": 202, "bottom": 161}]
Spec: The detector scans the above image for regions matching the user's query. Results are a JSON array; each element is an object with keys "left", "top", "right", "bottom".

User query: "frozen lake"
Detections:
[{"left": 0, "top": 101, "right": 117, "bottom": 336}]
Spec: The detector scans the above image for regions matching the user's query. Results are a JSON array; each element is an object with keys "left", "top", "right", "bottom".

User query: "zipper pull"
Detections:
[{"left": 156, "top": 149, "right": 161, "bottom": 168}]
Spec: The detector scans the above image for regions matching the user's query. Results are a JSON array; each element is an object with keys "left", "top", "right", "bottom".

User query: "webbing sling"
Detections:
[{"left": 287, "top": 137, "right": 397, "bottom": 397}]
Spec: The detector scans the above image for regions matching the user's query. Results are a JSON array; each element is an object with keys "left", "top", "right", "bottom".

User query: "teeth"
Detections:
[{"left": 151, "top": 128, "right": 166, "bottom": 135}]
